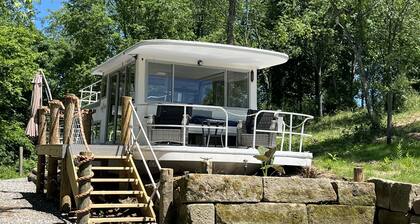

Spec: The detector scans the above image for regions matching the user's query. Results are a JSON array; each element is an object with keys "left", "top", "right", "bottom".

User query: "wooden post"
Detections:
[
  {"left": 47, "top": 99, "right": 62, "bottom": 199},
  {"left": 159, "top": 168, "right": 174, "bottom": 224},
  {"left": 120, "top": 96, "right": 133, "bottom": 145},
  {"left": 19, "top": 146, "right": 23, "bottom": 176},
  {"left": 354, "top": 166, "right": 364, "bottom": 182},
  {"left": 81, "top": 109, "right": 93, "bottom": 144},
  {"left": 201, "top": 159, "right": 213, "bottom": 174},
  {"left": 36, "top": 107, "right": 48, "bottom": 194},
  {"left": 77, "top": 151, "right": 93, "bottom": 224},
  {"left": 60, "top": 94, "right": 77, "bottom": 212}
]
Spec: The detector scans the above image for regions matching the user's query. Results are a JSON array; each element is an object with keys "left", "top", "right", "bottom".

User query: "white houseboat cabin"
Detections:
[{"left": 79, "top": 39, "right": 314, "bottom": 175}]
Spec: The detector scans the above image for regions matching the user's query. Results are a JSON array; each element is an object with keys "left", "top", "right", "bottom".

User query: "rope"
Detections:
[
  {"left": 72, "top": 153, "right": 95, "bottom": 216},
  {"left": 75, "top": 98, "right": 91, "bottom": 152}
]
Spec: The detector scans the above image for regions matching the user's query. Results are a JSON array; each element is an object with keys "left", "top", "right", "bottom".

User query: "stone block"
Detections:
[
  {"left": 179, "top": 174, "right": 263, "bottom": 203},
  {"left": 377, "top": 208, "right": 410, "bottom": 224},
  {"left": 410, "top": 215, "right": 420, "bottom": 224},
  {"left": 307, "top": 205, "right": 374, "bottom": 224},
  {"left": 367, "top": 178, "right": 393, "bottom": 209},
  {"left": 215, "top": 203, "right": 308, "bottom": 224},
  {"left": 390, "top": 182, "right": 420, "bottom": 212},
  {"left": 413, "top": 199, "right": 420, "bottom": 215},
  {"left": 178, "top": 204, "right": 215, "bottom": 224},
  {"left": 263, "top": 177, "right": 336, "bottom": 203},
  {"left": 332, "top": 181, "right": 376, "bottom": 206}
]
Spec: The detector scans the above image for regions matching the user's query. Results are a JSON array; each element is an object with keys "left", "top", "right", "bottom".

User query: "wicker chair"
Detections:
[
  {"left": 147, "top": 105, "right": 192, "bottom": 144},
  {"left": 236, "top": 109, "right": 277, "bottom": 148}
]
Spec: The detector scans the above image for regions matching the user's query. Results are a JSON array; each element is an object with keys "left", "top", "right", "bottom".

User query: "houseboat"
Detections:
[{"left": 79, "top": 39, "right": 314, "bottom": 175}]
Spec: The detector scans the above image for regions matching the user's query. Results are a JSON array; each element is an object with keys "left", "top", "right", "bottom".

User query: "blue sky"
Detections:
[{"left": 33, "top": 0, "right": 63, "bottom": 30}]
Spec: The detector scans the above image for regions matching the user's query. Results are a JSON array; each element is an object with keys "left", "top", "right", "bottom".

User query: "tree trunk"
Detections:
[
  {"left": 226, "top": 0, "right": 236, "bottom": 45},
  {"left": 356, "top": 48, "right": 374, "bottom": 122},
  {"left": 315, "top": 65, "right": 323, "bottom": 117},
  {"left": 386, "top": 92, "right": 393, "bottom": 145}
]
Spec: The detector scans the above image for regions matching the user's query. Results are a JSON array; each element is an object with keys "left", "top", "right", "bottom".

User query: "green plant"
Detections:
[{"left": 254, "top": 146, "right": 284, "bottom": 176}]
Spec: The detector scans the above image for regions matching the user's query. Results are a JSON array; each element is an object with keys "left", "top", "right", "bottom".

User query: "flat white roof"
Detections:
[{"left": 92, "top": 39, "right": 289, "bottom": 75}]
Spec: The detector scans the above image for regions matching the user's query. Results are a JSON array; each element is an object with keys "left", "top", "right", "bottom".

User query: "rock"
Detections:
[
  {"left": 179, "top": 204, "right": 215, "bottom": 224},
  {"left": 215, "top": 203, "right": 308, "bottom": 224},
  {"left": 332, "top": 181, "right": 376, "bottom": 206},
  {"left": 263, "top": 177, "right": 336, "bottom": 203},
  {"left": 390, "top": 182, "right": 420, "bottom": 212},
  {"left": 413, "top": 199, "right": 420, "bottom": 215},
  {"left": 179, "top": 174, "right": 263, "bottom": 203},
  {"left": 307, "top": 205, "right": 374, "bottom": 224},
  {"left": 410, "top": 215, "right": 420, "bottom": 224},
  {"left": 367, "top": 178, "right": 393, "bottom": 209},
  {"left": 377, "top": 208, "right": 410, "bottom": 224}
]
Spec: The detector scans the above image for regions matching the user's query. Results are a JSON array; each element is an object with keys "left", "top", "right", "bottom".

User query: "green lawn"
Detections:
[{"left": 306, "top": 95, "right": 420, "bottom": 183}]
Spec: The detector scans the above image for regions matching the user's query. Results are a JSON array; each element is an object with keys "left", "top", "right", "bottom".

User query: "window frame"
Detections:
[{"left": 144, "top": 59, "right": 250, "bottom": 109}]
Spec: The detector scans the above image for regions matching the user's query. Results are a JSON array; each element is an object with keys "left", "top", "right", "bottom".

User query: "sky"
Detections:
[{"left": 33, "top": 0, "right": 63, "bottom": 30}]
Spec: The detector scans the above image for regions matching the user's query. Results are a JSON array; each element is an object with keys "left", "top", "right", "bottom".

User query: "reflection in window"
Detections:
[
  {"left": 174, "top": 65, "right": 224, "bottom": 106},
  {"left": 147, "top": 63, "right": 172, "bottom": 102},
  {"left": 227, "top": 71, "right": 249, "bottom": 108}
]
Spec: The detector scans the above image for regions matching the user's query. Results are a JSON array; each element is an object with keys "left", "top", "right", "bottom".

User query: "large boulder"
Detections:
[
  {"left": 389, "top": 182, "right": 420, "bottom": 212},
  {"left": 367, "top": 178, "right": 393, "bottom": 209},
  {"left": 178, "top": 204, "right": 215, "bottom": 224},
  {"left": 377, "top": 208, "right": 411, "bottom": 224},
  {"left": 215, "top": 203, "right": 308, "bottom": 224},
  {"left": 332, "top": 181, "right": 376, "bottom": 206},
  {"left": 179, "top": 174, "right": 263, "bottom": 203},
  {"left": 307, "top": 205, "right": 374, "bottom": 224},
  {"left": 263, "top": 177, "right": 336, "bottom": 203}
]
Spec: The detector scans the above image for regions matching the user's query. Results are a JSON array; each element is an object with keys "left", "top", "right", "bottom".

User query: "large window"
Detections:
[
  {"left": 146, "top": 62, "right": 249, "bottom": 108},
  {"left": 147, "top": 62, "right": 172, "bottom": 102},
  {"left": 174, "top": 65, "right": 224, "bottom": 106},
  {"left": 227, "top": 71, "right": 249, "bottom": 108}
]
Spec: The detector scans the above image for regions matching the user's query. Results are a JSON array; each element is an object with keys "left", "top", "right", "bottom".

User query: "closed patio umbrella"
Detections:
[{"left": 25, "top": 73, "right": 44, "bottom": 137}]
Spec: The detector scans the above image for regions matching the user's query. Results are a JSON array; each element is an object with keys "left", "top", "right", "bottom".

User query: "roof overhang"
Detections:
[{"left": 92, "top": 39, "right": 289, "bottom": 75}]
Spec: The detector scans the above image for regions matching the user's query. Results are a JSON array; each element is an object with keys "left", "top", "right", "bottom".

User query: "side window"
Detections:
[{"left": 146, "top": 62, "right": 173, "bottom": 102}]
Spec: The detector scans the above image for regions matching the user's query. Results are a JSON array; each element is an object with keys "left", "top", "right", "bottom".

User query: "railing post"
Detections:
[
  {"left": 121, "top": 96, "right": 133, "bottom": 146},
  {"left": 36, "top": 107, "right": 48, "bottom": 194},
  {"left": 77, "top": 151, "right": 93, "bottom": 224},
  {"left": 61, "top": 94, "right": 77, "bottom": 212},
  {"left": 81, "top": 109, "right": 94, "bottom": 144},
  {"left": 47, "top": 99, "right": 62, "bottom": 199},
  {"left": 354, "top": 167, "right": 364, "bottom": 182},
  {"left": 19, "top": 146, "right": 23, "bottom": 176},
  {"left": 159, "top": 168, "right": 174, "bottom": 224}
]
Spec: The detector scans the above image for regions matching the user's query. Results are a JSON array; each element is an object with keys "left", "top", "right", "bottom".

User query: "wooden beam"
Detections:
[
  {"left": 159, "top": 168, "right": 174, "bottom": 224},
  {"left": 36, "top": 107, "right": 48, "bottom": 194},
  {"left": 47, "top": 99, "right": 62, "bottom": 200}
]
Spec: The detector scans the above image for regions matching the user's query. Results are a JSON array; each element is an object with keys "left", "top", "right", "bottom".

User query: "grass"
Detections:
[
  {"left": 305, "top": 94, "right": 420, "bottom": 183},
  {"left": 0, "top": 159, "right": 37, "bottom": 179}
]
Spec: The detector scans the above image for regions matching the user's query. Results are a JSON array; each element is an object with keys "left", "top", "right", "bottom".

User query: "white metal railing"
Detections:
[
  {"left": 128, "top": 100, "right": 161, "bottom": 202},
  {"left": 143, "top": 103, "right": 229, "bottom": 148},
  {"left": 79, "top": 80, "right": 101, "bottom": 107},
  {"left": 252, "top": 110, "right": 313, "bottom": 152}
]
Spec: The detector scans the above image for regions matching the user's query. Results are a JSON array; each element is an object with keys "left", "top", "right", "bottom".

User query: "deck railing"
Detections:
[
  {"left": 142, "top": 103, "right": 229, "bottom": 147},
  {"left": 128, "top": 100, "right": 161, "bottom": 202},
  {"left": 79, "top": 80, "right": 101, "bottom": 108},
  {"left": 252, "top": 110, "right": 313, "bottom": 152}
]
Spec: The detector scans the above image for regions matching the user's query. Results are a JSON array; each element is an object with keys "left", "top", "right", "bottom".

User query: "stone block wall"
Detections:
[
  {"left": 368, "top": 178, "right": 420, "bottom": 224},
  {"left": 173, "top": 174, "right": 376, "bottom": 224}
]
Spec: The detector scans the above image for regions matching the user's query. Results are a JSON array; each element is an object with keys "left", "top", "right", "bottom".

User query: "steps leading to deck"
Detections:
[{"left": 68, "top": 152, "right": 156, "bottom": 223}]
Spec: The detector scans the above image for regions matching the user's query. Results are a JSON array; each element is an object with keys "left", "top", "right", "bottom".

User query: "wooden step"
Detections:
[
  {"left": 91, "top": 166, "right": 133, "bottom": 171},
  {"left": 93, "top": 155, "right": 128, "bottom": 160},
  {"left": 91, "top": 178, "right": 137, "bottom": 183},
  {"left": 91, "top": 190, "right": 143, "bottom": 196},
  {"left": 91, "top": 203, "right": 148, "bottom": 209},
  {"left": 89, "top": 217, "right": 155, "bottom": 223}
]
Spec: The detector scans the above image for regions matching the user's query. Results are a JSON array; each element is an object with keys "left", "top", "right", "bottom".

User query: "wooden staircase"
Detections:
[{"left": 68, "top": 152, "right": 156, "bottom": 223}]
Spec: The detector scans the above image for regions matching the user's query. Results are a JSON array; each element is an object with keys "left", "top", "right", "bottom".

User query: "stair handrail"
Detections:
[{"left": 128, "top": 100, "right": 161, "bottom": 201}]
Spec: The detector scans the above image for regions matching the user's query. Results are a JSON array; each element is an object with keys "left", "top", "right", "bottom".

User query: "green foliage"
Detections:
[
  {"left": 308, "top": 94, "right": 420, "bottom": 183},
  {"left": 254, "top": 146, "right": 284, "bottom": 176}
]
